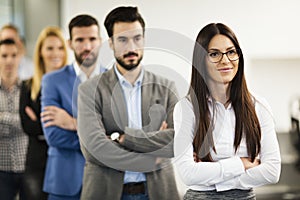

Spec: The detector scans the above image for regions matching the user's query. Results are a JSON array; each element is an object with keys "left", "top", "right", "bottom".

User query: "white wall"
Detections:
[{"left": 61, "top": 0, "right": 300, "bottom": 132}]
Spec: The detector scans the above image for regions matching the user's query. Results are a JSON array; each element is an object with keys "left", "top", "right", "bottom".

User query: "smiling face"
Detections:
[
  {"left": 110, "top": 21, "right": 144, "bottom": 72},
  {"left": 41, "top": 35, "right": 66, "bottom": 73},
  {"left": 206, "top": 34, "right": 239, "bottom": 86}
]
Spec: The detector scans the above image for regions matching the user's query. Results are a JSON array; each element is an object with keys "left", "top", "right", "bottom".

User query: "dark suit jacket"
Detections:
[
  {"left": 41, "top": 64, "right": 84, "bottom": 196},
  {"left": 78, "top": 67, "right": 180, "bottom": 200},
  {"left": 20, "top": 80, "right": 47, "bottom": 171}
]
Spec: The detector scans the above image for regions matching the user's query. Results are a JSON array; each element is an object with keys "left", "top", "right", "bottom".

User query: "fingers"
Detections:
[
  {"left": 254, "top": 158, "right": 261, "bottom": 166},
  {"left": 25, "top": 106, "right": 37, "bottom": 121},
  {"left": 41, "top": 106, "right": 59, "bottom": 116},
  {"left": 159, "top": 121, "right": 168, "bottom": 130},
  {"left": 40, "top": 115, "right": 55, "bottom": 123},
  {"left": 193, "top": 152, "right": 197, "bottom": 162},
  {"left": 41, "top": 106, "right": 59, "bottom": 120},
  {"left": 240, "top": 157, "right": 260, "bottom": 170},
  {"left": 41, "top": 109, "right": 57, "bottom": 123},
  {"left": 43, "top": 106, "right": 58, "bottom": 111},
  {"left": 43, "top": 121, "right": 56, "bottom": 128},
  {"left": 193, "top": 152, "right": 201, "bottom": 162}
]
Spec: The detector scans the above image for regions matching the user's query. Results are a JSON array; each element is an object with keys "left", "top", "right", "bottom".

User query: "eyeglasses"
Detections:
[{"left": 207, "top": 49, "right": 241, "bottom": 63}]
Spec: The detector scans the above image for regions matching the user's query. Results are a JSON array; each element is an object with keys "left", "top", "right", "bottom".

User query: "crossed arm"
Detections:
[
  {"left": 110, "top": 82, "right": 178, "bottom": 158},
  {"left": 41, "top": 106, "right": 77, "bottom": 131},
  {"left": 41, "top": 75, "right": 80, "bottom": 150},
  {"left": 173, "top": 98, "right": 281, "bottom": 191}
]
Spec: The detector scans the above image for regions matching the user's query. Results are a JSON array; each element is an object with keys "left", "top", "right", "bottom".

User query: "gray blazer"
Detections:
[{"left": 78, "top": 68, "right": 180, "bottom": 200}]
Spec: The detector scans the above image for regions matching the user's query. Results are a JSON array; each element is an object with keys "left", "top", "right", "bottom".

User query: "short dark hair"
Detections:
[
  {"left": 104, "top": 6, "right": 145, "bottom": 38},
  {"left": 68, "top": 14, "right": 99, "bottom": 39},
  {"left": 0, "top": 38, "right": 16, "bottom": 46}
]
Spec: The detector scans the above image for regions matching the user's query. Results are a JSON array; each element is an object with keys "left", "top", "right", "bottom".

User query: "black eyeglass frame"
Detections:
[{"left": 207, "top": 49, "right": 241, "bottom": 63}]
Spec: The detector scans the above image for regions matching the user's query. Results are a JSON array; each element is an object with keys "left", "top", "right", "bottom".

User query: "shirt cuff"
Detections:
[
  {"left": 215, "top": 176, "right": 238, "bottom": 191},
  {"left": 219, "top": 156, "right": 245, "bottom": 179}
]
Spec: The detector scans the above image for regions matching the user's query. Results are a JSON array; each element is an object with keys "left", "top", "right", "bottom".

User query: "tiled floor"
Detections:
[{"left": 255, "top": 132, "right": 300, "bottom": 200}]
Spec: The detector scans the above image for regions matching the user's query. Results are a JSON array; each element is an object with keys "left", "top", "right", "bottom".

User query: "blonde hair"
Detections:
[{"left": 31, "top": 26, "right": 68, "bottom": 100}]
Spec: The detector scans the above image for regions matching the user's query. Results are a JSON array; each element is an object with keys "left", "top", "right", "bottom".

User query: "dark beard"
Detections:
[
  {"left": 75, "top": 52, "right": 97, "bottom": 68},
  {"left": 116, "top": 55, "right": 143, "bottom": 71}
]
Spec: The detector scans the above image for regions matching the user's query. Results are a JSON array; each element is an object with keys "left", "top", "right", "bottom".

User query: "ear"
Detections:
[
  {"left": 67, "top": 39, "right": 73, "bottom": 50},
  {"left": 108, "top": 38, "right": 113, "bottom": 50}
]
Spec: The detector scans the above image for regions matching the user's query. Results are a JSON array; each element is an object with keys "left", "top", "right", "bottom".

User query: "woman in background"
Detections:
[
  {"left": 19, "top": 26, "right": 68, "bottom": 200},
  {"left": 173, "top": 23, "right": 281, "bottom": 199}
]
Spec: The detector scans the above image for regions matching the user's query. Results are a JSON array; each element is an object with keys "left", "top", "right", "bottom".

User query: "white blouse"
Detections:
[{"left": 173, "top": 96, "right": 281, "bottom": 192}]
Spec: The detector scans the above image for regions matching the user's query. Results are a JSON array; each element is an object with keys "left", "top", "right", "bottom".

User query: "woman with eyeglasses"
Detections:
[{"left": 173, "top": 23, "right": 281, "bottom": 199}]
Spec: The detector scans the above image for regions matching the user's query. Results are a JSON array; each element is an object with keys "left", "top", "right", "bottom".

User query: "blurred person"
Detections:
[
  {"left": 78, "top": 6, "right": 180, "bottom": 200},
  {"left": 40, "top": 15, "right": 105, "bottom": 200},
  {"left": 0, "top": 24, "right": 34, "bottom": 80},
  {"left": 173, "top": 23, "right": 281, "bottom": 199},
  {"left": 0, "top": 39, "right": 28, "bottom": 200},
  {"left": 19, "top": 26, "right": 68, "bottom": 200}
]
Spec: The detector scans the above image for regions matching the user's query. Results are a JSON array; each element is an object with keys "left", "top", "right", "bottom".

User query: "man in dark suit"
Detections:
[
  {"left": 41, "top": 14, "right": 105, "bottom": 200},
  {"left": 78, "top": 6, "right": 180, "bottom": 200}
]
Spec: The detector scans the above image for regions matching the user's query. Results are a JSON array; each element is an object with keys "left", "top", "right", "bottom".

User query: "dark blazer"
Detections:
[
  {"left": 41, "top": 64, "right": 85, "bottom": 196},
  {"left": 78, "top": 67, "right": 180, "bottom": 200},
  {"left": 20, "top": 79, "right": 47, "bottom": 171},
  {"left": 20, "top": 79, "right": 48, "bottom": 199}
]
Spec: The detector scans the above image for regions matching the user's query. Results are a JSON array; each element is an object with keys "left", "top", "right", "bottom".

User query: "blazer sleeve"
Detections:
[
  {"left": 19, "top": 81, "right": 43, "bottom": 136},
  {"left": 41, "top": 74, "right": 80, "bottom": 150},
  {"left": 121, "top": 81, "right": 178, "bottom": 158},
  {"left": 77, "top": 78, "right": 158, "bottom": 172}
]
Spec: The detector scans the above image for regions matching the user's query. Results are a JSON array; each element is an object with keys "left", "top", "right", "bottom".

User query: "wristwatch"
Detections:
[{"left": 111, "top": 132, "right": 120, "bottom": 143}]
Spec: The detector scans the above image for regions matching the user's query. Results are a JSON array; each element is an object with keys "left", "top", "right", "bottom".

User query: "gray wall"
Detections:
[{"left": 24, "top": 0, "right": 61, "bottom": 57}]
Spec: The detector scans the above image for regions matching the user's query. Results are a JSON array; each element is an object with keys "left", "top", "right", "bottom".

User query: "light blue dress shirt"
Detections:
[{"left": 114, "top": 65, "right": 146, "bottom": 184}]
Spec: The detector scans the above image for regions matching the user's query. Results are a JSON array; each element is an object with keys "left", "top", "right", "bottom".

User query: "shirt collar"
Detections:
[
  {"left": 73, "top": 61, "right": 81, "bottom": 77},
  {"left": 114, "top": 64, "right": 144, "bottom": 87},
  {"left": 0, "top": 78, "right": 22, "bottom": 90},
  {"left": 73, "top": 61, "right": 101, "bottom": 82},
  {"left": 207, "top": 95, "right": 233, "bottom": 110}
]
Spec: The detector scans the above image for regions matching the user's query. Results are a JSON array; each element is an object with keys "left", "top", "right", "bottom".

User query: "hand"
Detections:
[
  {"left": 159, "top": 121, "right": 168, "bottom": 131},
  {"left": 193, "top": 152, "right": 201, "bottom": 163},
  {"left": 118, "top": 134, "right": 125, "bottom": 144},
  {"left": 41, "top": 106, "right": 77, "bottom": 130},
  {"left": 25, "top": 106, "right": 37, "bottom": 121},
  {"left": 240, "top": 157, "right": 260, "bottom": 170}
]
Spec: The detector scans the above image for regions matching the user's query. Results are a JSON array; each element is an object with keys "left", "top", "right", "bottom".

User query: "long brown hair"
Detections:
[{"left": 189, "top": 23, "right": 261, "bottom": 162}]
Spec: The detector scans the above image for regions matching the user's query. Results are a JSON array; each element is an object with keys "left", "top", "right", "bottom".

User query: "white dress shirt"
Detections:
[
  {"left": 173, "top": 95, "right": 281, "bottom": 192},
  {"left": 73, "top": 61, "right": 104, "bottom": 82},
  {"left": 114, "top": 65, "right": 146, "bottom": 184}
]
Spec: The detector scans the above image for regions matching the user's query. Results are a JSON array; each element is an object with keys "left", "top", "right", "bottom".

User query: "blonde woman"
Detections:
[{"left": 19, "top": 26, "right": 68, "bottom": 200}]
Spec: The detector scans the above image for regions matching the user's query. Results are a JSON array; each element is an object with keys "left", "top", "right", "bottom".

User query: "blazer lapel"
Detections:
[
  {"left": 107, "top": 69, "right": 128, "bottom": 129},
  {"left": 67, "top": 64, "right": 80, "bottom": 118},
  {"left": 141, "top": 74, "right": 152, "bottom": 129}
]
